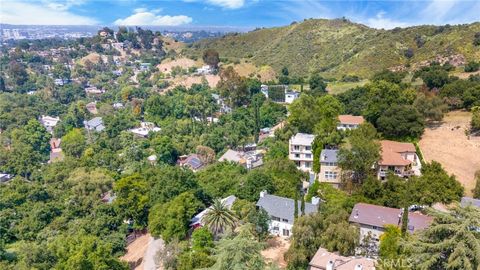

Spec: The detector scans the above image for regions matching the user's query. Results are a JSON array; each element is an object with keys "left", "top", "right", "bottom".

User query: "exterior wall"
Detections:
[
  {"left": 318, "top": 164, "right": 341, "bottom": 187},
  {"left": 285, "top": 94, "right": 299, "bottom": 104},
  {"left": 289, "top": 143, "right": 313, "bottom": 172},
  {"left": 336, "top": 123, "right": 360, "bottom": 131},
  {"left": 358, "top": 224, "right": 385, "bottom": 243},
  {"left": 268, "top": 219, "right": 293, "bottom": 238}
]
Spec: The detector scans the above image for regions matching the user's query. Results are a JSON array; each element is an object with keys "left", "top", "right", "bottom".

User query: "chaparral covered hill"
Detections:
[{"left": 186, "top": 19, "right": 480, "bottom": 78}]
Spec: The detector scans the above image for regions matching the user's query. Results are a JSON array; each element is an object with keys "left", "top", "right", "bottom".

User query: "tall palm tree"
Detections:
[
  {"left": 404, "top": 206, "right": 480, "bottom": 270},
  {"left": 203, "top": 199, "right": 238, "bottom": 237}
]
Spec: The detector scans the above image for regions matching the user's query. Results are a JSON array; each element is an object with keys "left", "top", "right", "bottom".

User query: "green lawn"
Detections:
[{"left": 326, "top": 79, "right": 369, "bottom": 95}]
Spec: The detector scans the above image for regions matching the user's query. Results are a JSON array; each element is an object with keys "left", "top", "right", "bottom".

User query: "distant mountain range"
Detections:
[{"left": 187, "top": 19, "right": 480, "bottom": 78}]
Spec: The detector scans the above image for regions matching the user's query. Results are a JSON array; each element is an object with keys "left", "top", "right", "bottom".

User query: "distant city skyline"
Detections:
[{"left": 1, "top": 0, "right": 479, "bottom": 30}]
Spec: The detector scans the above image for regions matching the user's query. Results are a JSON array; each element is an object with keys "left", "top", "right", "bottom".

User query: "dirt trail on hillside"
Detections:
[{"left": 419, "top": 111, "right": 480, "bottom": 195}]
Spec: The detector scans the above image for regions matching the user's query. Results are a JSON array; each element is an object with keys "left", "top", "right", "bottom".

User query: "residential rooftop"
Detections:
[
  {"left": 338, "top": 115, "right": 365, "bottom": 125},
  {"left": 349, "top": 203, "right": 433, "bottom": 233},
  {"left": 309, "top": 247, "right": 376, "bottom": 270},
  {"left": 290, "top": 133, "right": 315, "bottom": 146},
  {"left": 320, "top": 149, "right": 338, "bottom": 163},
  {"left": 379, "top": 140, "right": 416, "bottom": 166},
  {"left": 256, "top": 192, "right": 319, "bottom": 225}
]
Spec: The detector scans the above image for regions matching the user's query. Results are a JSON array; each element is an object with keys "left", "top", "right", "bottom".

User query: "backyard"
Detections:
[{"left": 419, "top": 111, "right": 480, "bottom": 195}]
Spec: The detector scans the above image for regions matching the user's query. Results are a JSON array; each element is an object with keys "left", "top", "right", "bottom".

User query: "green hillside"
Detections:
[{"left": 187, "top": 19, "right": 480, "bottom": 78}]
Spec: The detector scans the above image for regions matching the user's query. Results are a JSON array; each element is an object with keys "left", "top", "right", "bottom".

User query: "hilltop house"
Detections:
[
  {"left": 178, "top": 154, "right": 205, "bottom": 172},
  {"left": 285, "top": 91, "right": 300, "bottom": 104},
  {"left": 377, "top": 140, "right": 421, "bottom": 180},
  {"left": 218, "top": 149, "right": 264, "bottom": 170},
  {"left": 309, "top": 247, "right": 376, "bottom": 270},
  {"left": 190, "top": 195, "right": 237, "bottom": 229},
  {"left": 337, "top": 115, "right": 364, "bottom": 131},
  {"left": 256, "top": 191, "right": 320, "bottom": 237},
  {"left": 39, "top": 115, "right": 60, "bottom": 133},
  {"left": 260, "top": 85, "right": 300, "bottom": 104},
  {"left": 129, "top": 122, "right": 161, "bottom": 138},
  {"left": 197, "top": 65, "right": 214, "bottom": 75},
  {"left": 318, "top": 149, "right": 341, "bottom": 187},
  {"left": 289, "top": 133, "right": 315, "bottom": 172},
  {"left": 349, "top": 203, "right": 433, "bottom": 245},
  {"left": 85, "top": 86, "right": 105, "bottom": 96},
  {"left": 84, "top": 117, "right": 105, "bottom": 132}
]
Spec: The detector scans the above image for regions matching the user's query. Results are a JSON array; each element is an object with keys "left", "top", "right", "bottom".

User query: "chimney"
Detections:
[
  {"left": 260, "top": 190, "right": 267, "bottom": 198},
  {"left": 311, "top": 196, "right": 320, "bottom": 205},
  {"left": 326, "top": 260, "right": 334, "bottom": 270},
  {"left": 354, "top": 264, "right": 363, "bottom": 270}
]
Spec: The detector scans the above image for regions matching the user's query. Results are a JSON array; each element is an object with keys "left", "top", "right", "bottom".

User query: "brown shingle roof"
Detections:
[
  {"left": 309, "top": 247, "right": 376, "bottom": 270},
  {"left": 338, "top": 115, "right": 365, "bottom": 125},
  {"left": 379, "top": 140, "right": 415, "bottom": 166},
  {"left": 348, "top": 203, "right": 433, "bottom": 233}
]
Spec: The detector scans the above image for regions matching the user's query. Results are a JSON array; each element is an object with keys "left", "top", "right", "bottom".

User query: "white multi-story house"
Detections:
[
  {"left": 348, "top": 203, "right": 432, "bottom": 245},
  {"left": 337, "top": 115, "right": 365, "bottom": 131},
  {"left": 318, "top": 149, "right": 342, "bottom": 188},
  {"left": 256, "top": 191, "right": 319, "bottom": 237},
  {"left": 289, "top": 133, "right": 315, "bottom": 172},
  {"left": 377, "top": 140, "right": 422, "bottom": 180}
]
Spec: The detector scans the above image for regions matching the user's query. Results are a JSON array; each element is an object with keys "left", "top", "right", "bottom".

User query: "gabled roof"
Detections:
[
  {"left": 338, "top": 115, "right": 365, "bottom": 125},
  {"left": 348, "top": 203, "right": 433, "bottom": 233},
  {"left": 379, "top": 140, "right": 415, "bottom": 166},
  {"left": 256, "top": 193, "right": 319, "bottom": 225}
]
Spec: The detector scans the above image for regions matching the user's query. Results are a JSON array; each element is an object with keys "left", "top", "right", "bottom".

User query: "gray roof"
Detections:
[
  {"left": 256, "top": 193, "right": 319, "bottom": 224},
  {"left": 461, "top": 197, "right": 480, "bottom": 208},
  {"left": 84, "top": 117, "right": 105, "bottom": 132},
  {"left": 320, "top": 149, "right": 338, "bottom": 163}
]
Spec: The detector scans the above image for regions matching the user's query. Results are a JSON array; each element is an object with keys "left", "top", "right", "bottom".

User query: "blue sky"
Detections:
[{"left": 1, "top": 0, "right": 479, "bottom": 29}]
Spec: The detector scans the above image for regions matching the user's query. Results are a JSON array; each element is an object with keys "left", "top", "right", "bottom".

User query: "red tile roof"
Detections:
[
  {"left": 379, "top": 140, "right": 415, "bottom": 166},
  {"left": 338, "top": 115, "right": 365, "bottom": 125}
]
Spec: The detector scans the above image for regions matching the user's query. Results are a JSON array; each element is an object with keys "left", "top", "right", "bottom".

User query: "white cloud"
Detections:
[
  {"left": 364, "top": 11, "right": 410, "bottom": 29},
  {"left": 114, "top": 9, "right": 192, "bottom": 26},
  {"left": 206, "top": 0, "right": 245, "bottom": 9},
  {"left": 183, "top": 0, "right": 245, "bottom": 9},
  {"left": 0, "top": 1, "right": 98, "bottom": 25},
  {"left": 42, "top": 0, "right": 86, "bottom": 11}
]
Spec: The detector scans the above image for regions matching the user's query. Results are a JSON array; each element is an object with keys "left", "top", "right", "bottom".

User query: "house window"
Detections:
[
  {"left": 293, "top": 145, "right": 300, "bottom": 151},
  {"left": 305, "top": 146, "right": 311, "bottom": 151},
  {"left": 305, "top": 154, "right": 312, "bottom": 159},
  {"left": 273, "top": 226, "right": 279, "bottom": 231},
  {"left": 294, "top": 154, "right": 300, "bottom": 158},
  {"left": 283, "top": 229, "right": 290, "bottom": 236},
  {"left": 271, "top": 216, "right": 281, "bottom": 221},
  {"left": 305, "top": 162, "right": 311, "bottom": 168},
  {"left": 324, "top": 171, "right": 338, "bottom": 179},
  {"left": 282, "top": 218, "right": 288, "bottom": 223}
]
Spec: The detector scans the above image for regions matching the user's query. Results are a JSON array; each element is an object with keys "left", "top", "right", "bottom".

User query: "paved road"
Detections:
[{"left": 143, "top": 236, "right": 165, "bottom": 270}]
